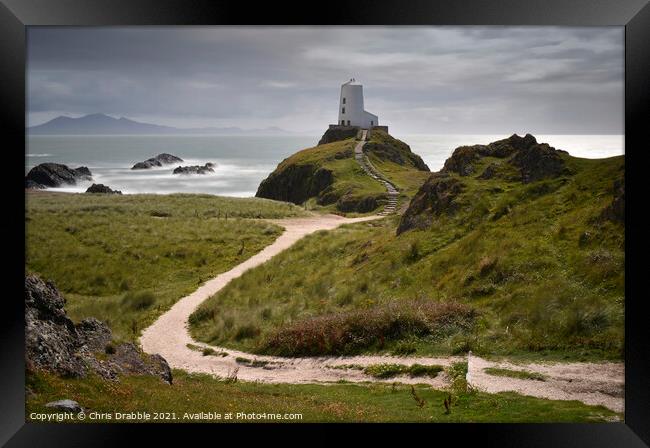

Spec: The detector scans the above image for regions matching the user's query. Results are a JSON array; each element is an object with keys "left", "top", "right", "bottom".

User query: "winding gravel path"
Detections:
[
  {"left": 140, "top": 214, "right": 624, "bottom": 413},
  {"left": 353, "top": 130, "right": 399, "bottom": 215}
]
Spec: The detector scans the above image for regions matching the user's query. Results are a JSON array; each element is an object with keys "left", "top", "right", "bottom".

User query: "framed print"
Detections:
[{"left": 1, "top": 0, "right": 648, "bottom": 445}]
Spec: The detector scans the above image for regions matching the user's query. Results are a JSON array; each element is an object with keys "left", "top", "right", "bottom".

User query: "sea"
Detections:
[{"left": 26, "top": 134, "right": 625, "bottom": 197}]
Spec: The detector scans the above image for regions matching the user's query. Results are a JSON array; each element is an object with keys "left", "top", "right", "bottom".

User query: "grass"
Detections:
[
  {"left": 484, "top": 367, "right": 547, "bottom": 382},
  {"left": 190, "top": 154, "right": 624, "bottom": 361},
  {"left": 26, "top": 369, "right": 619, "bottom": 422},
  {"left": 26, "top": 191, "right": 305, "bottom": 341},
  {"left": 363, "top": 363, "right": 444, "bottom": 379}
]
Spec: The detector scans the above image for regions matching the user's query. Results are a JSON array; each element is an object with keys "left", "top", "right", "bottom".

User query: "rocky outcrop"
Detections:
[
  {"left": 173, "top": 163, "right": 215, "bottom": 175},
  {"left": 397, "top": 173, "right": 464, "bottom": 235},
  {"left": 398, "top": 134, "right": 574, "bottom": 234},
  {"left": 131, "top": 153, "right": 183, "bottom": 169},
  {"left": 510, "top": 142, "right": 569, "bottom": 183},
  {"left": 25, "top": 275, "right": 86, "bottom": 377},
  {"left": 336, "top": 194, "right": 380, "bottom": 213},
  {"left": 600, "top": 177, "right": 624, "bottom": 223},
  {"left": 318, "top": 127, "right": 359, "bottom": 145},
  {"left": 442, "top": 146, "right": 482, "bottom": 176},
  {"left": 85, "top": 183, "right": 122, "bottom": 194},
  {"left": 257, "top": 129, "right": 429, "bottom": 213},
  {"left": 25, "top": 275, "right": 172, "bottom": 384},
  {"left": 442, "top": 134, "right": 567, "bottom": 183},
  {"left": 256, "top": 164, "right": 334, "bottom": 205},
  {"left": 25, "top": 163, "right": 93, "bottom": 189}
]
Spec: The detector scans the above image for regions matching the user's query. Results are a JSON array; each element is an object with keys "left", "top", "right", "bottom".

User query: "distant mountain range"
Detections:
[{"left": 27, "top": 113, "right": 303, "bottom": 136}]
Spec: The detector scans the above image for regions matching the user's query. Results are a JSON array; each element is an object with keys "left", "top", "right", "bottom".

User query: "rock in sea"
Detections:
[
  {"left": 131, "top": 153, "right": 183, "bottom": 169},
  {"left": 85, "top": 183, "right": 122, "bottom": 194},
  {"left": 25, "top": 163, "right": 93, "bottom": 189},
  {"left": 172, "top": 163, "right": 215, "bottom": 175}
]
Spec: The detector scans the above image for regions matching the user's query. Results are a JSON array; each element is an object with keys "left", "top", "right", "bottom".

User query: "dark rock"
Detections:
[
  {"left": 442, "top": 134, "right": 567, "bottom": 183},
  {"left": 106, "top": 343, "right": 172, "bottom": 384},
  {"left": 442, "top": 146, "right": 482, "bottom": 176},
  {"left": 25, "top": 275, "right": 172, "bottom": 384},
  {"left": 75, "top": 318, "right": 112, "bottom": 352},
  {"left": 131, "top": 153, "right": 183, "bottom": 170},
  {"left": 74, "top": 166, "right": 92, "bottom": 178},
  {"left": 600, "top": 177, "right": 624, "bottom": 223},
  {"left": 45, "top": 399, "right": 82, "bottom": 413},
  {"left": 510, "top": 143, "right": 568, "bottom": 183},
  {"left": 25, "top": 276, "right": 86, "bottom": 378},
  {"left": 25, "top": 180, "right": 46, "bottom": 189},
  {"left": 336, "top": 194, "right": 380, "bottom": 213},
  {"left": 443, "top": 134, "right": 540, "bottom": 177},
  {"left": 318, "top": 127, "right": 359, "bottom": 145},
  {"left": 25, "top": 163, "right": 93, "bottom": 188},
  {"left": 489, "top": 134, "right": 538, "bottom": 156},
  {"left": 85, "top": 183, "right": 122, "bottom": 194},
  {"left": 397, "top": 173, "right": 464, "bottom": 235},
  {"left": 172, "top": 163, "right": 215, "bottom": 175},
  {"left": 257, "top": 164, "right": 334, "bottom": 205}
]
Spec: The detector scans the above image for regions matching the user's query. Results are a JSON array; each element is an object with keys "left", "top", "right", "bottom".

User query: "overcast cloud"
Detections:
[{"left": 27, "top": 26, "right": 624, "bottom": 134}]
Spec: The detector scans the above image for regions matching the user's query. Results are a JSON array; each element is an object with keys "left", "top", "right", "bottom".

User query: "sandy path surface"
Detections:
[
  {"left": 141, "top": 214, "right": 624, "bottom": 413},
  {"left": 467, "top": 352, "right": 624, "bottom": 413}
]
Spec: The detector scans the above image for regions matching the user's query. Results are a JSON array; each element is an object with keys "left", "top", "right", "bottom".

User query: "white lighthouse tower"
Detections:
[{"left": 337, "top": 79, "right": 379, "bottom": 129}]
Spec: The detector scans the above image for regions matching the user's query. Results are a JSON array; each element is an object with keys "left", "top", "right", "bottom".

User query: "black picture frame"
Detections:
[{"left": 2, "top": 0, "right": 648, "bottom": 445}]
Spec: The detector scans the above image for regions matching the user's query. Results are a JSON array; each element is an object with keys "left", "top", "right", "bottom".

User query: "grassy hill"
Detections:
[
  {"left": 255, "top": 129, "right": 430, "bottom": 214},
  {"left": 26, "top": 191, "right": 306, "bottom": 341},
  {"left": 191, "top": 135, "right": 624, "bottom": 361}
]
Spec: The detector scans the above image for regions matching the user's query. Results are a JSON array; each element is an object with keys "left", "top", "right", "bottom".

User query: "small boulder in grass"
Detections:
[
  {"left": 85, "top": 183, "right": 122, "bottom": 194},
  {"left": 45, "top": 399, "right": 83, "bottom": 413}
]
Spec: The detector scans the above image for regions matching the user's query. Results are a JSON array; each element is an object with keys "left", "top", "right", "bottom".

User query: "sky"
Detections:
[{"left": 27, "top": 26, "right": 624, "bottom": 135}]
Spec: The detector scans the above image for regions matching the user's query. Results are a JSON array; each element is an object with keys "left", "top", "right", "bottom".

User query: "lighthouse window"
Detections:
[
  {"left": 342, "top": 98, "right": 346, "bottom": 104},
  {"left": 342, "top": 107, "right": 345, "bottom": 114}
]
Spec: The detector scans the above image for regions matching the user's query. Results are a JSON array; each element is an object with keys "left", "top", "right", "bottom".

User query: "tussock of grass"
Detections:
[
  {"left": 364, "top": 363, "right": 443, "bottom": 379},
  {"left": 26, "top": 191, "right": 299, "bottom": 341},
  {"left": 484, "top": 367, "right": 547, "bottom": 382}
]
